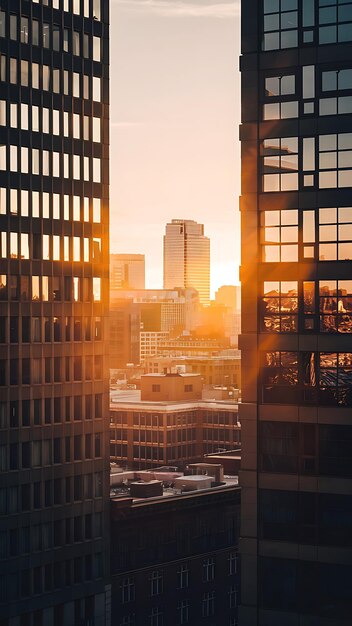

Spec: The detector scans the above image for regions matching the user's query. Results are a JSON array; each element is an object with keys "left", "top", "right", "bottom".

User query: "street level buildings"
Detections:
[
  {"left": 240, "top": 1, "right": 352, "bottom": 624},
  {"left": 163, "top": 219, "right": 211, "bottom": 306},
  {"left": 0, "top": 2, "right": 111, "bottom": 624}
]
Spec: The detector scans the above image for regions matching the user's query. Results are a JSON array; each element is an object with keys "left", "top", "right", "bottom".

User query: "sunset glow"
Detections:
[{"left": 110, "top": 0, "right": 241, "bottom": 295}]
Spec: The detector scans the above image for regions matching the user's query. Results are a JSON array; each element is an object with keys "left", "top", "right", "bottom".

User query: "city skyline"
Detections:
[{"left": 110, "top": 0, "right": 241, "bottom": 295}]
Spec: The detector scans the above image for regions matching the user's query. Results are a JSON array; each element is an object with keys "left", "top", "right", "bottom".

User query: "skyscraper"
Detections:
[
  {"left": 110, "top": 253, "right": 145, "bottom": 290},
  {"left": 163, "top": 219, "right": 210, "bottom": 305},
  {"left": 0, "top": 1, "right": 110, "bottom": 624},
  {"left": 240, "top": 1, "right": 352, "bottom": 624}
]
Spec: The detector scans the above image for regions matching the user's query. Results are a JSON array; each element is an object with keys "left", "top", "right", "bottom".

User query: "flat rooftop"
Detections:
[
  {"left": 110, "top": 389, "right": 239, "bottom": 411},
  {"left": 110, "top": 474, "right": 239, "bottom": 506}
]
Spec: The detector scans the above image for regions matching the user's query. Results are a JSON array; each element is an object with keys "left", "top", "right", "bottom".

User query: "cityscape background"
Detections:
[{"left": 110, "top": 0, "right": 241, "bottom": 294}]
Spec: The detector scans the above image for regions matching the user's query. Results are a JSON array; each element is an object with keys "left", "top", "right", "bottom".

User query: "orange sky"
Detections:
[{"left": 110, "top": 0, "right": 241, "bottom": 296}]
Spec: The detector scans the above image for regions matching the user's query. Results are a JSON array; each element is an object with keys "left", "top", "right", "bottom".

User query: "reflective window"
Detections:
[
  {"left": 262, "top": 351, "right": 352, "bottom": 406},
  {"left": 320, "top": 280, "right": 352, "bottom": 333},
  {"left": 263, "top": 0, "right": 298, "bottom": 51},
  {"left": 319, "top": 207, "right": 352, "bottom": 260},
  {"left": 262, "top": 282, "right": 298, "bottom": 333},
  {"left": 261, "top": 209, "right": 298, "bottom": 262},
  {"left": 264, "top": 74, "right": 297, "bottom": 120},
  {"left": 262, "top": 137, "right": 298, "bottom": 191}
]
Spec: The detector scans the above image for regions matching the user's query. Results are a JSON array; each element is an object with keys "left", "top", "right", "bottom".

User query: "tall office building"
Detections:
[
  {"left": 163, "top": 219, "right": 210, "bottom": 305},
  {"left": 240, "top": 1, "right": 352, "bottom": 624},
  {"left": 0, "top": 1, "right": 110, "bottom": 624},
  {"left": 110, "top": 253, "right": 145, "bottom": 290}
]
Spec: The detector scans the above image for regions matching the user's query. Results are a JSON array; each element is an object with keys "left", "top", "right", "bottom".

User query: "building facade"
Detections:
[
  {"left": 109, "top": 299, "right": 141, "bottom": 368},
  {"left": 110, "top": 401, "right": 240, "bottom": 470},
  {"left": 110, "top": 254, "right": 145, "bottom": 290},
  {"left": 215, "top": 285, "right": 241, "bottom": 312},
  {"left": 140, "top": 331, "right": 169, "bottom": 362},
  {"left": 111, "top": 479, "right": 240, "bottom": 626},
  {"left": 240, "top": 1, "right": 352, "bottom": 624},
  {"left": 0, "top": 1, "right": 110, "bottom": 624},
  {"left": 163, "top": 219, "right": 210, "bottom": 306}
]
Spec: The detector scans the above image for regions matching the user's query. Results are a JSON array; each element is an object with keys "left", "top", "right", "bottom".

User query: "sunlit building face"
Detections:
[
  {"left": 163, "top": 219, "right": 211, "bottom": 306},
  {"left": 0, "top": 1, "right": 110, "bottom": 623},
  {"left": 240, "top": 0, "right": 352, "bottom": 623}
]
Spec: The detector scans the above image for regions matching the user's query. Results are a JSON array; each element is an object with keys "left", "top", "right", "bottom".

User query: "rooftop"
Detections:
[
  {"left": 110, "top": 464, "right": 239, "bottom": 508},
  {"left": 110, "top": 389, "right": 239, "bottom": 411},
  {"left": 142, "top": 372, "right": 201, "bottom": 378}
]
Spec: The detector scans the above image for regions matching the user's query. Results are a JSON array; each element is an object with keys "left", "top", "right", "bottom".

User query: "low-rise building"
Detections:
[
  {"left": 110, "top": 394, "right": 240, "bottom": 470},
  {"left": 110, "top": 465, "right": 240, "bottom": 626},
  {"left": 141, "top": 372, "right": 203, "bottom": 402}
]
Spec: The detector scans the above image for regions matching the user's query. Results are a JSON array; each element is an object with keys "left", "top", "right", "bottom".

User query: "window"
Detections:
[
  {"left": 177, "top": 564, "right": 189, "bottom": 589},
  {"left": 203, "top": 557, "right": 215, "bottom": 582},
  {"left": 319, "top": 207, "right": 352, "bottom": 260},
  {"left": 319, "top": 280, "right": 352, "bottom": 333},
  {"left": 121, "top": 577, "right": 135, "bottom": 604},
  {"left": 259, "top": 421, "right": 300, "bottom": 474},
  {"left": 0, "top": 11, "right": 5, "bottom": 38},
  {"left": 150, "top": 570, "right": 163, "bottom": 596},
  {"left": 10, "top": 15, "right": 17, "bottom": 41},
  {"left": 262, "top": 351, "right": 352, "bottom": 406},
  {"left": 93, "top": 157, "right": 101, "bottom": 182},
  {"left": 73, "top": 31, "right": 80, "bottom": 56},
  {"left": 229, "top": 585, "right": 238, "bottom": 609},
  {"left": 93, "top": 0, "right": 101, "bottom": 20},
  {"left": 93, "top": 117, "right": 101, "bottom": 142},
  {"left": 177, "top": 600, "right": 189, "bottom": 625},
  {"left": 93, "top": 36, "right": 101, "bottom": 61},
  {"left": 93, "top": 198, "right": 101, "bottom": 222},
  {"left": 93, "top": 77, "right": 101, "bottom": 102},
  {"left": 202, "top": 591, "right": 215, "bottom": 618},
  {"left": 263, "top": 74, "right": 297, "bottom": 120},
  {"left": 262, "top": 351, "right": 299, "bottom": 404},
  {"left": 262, "top": 282, "right": 298, "bottom": 333},
  {"left": 320, "top": 68, "right": 352, "bottom": 116},
  {"left": 152, "top": 384, "right": 161, "bottom": 392},
  {"left": 263, "top": 0, "right": 298, "bottom": 51},
  {"left": 319, "top": 0, "right": 352, "bottom": 45},
  {"left": 229, "top": 552, "right": 238, "bottom": 576},
  {"left": 319, "top": 133, "right": 352, "bottom": 188},
  {"left": 149, "top": 607, "right": 163, "bottom": 626},
  {"left": 262, "top": 137, "right": 298, "bottom": 192},
  {"left": 43, "top": 23, "right": 50, "bottom": 48},
  {"left": 261, "top": 209, "right": 298, "bottom": 262}
]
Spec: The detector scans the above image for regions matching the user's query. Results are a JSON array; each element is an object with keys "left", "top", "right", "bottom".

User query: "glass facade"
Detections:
[
  {"left": 240, "top": 0, "right": 352, "bottom": 623},
  {"left": 0, "top": 1, "right": 110, "bottom": 624},
  {"left": 163, "top": 220, "right": 210, "bottom": 306}
]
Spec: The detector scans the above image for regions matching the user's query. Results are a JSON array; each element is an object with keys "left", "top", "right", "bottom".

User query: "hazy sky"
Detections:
[{"left": 110, "top": 0, "right": 241, "bottom": 296}]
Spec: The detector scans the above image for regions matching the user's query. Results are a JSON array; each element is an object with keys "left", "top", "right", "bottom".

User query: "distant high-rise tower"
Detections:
[
  {"left": 240, "top": 0, "right": 352, "bottom": 624},
  {"left": 110, "top": 253, "right": 145, "bottom": 289},
  {"left": 163, "top": 219, "right": 210, "bottom": 305},
  {"left": 0, "top": 2, "right": 110, "bottom": 624}
]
